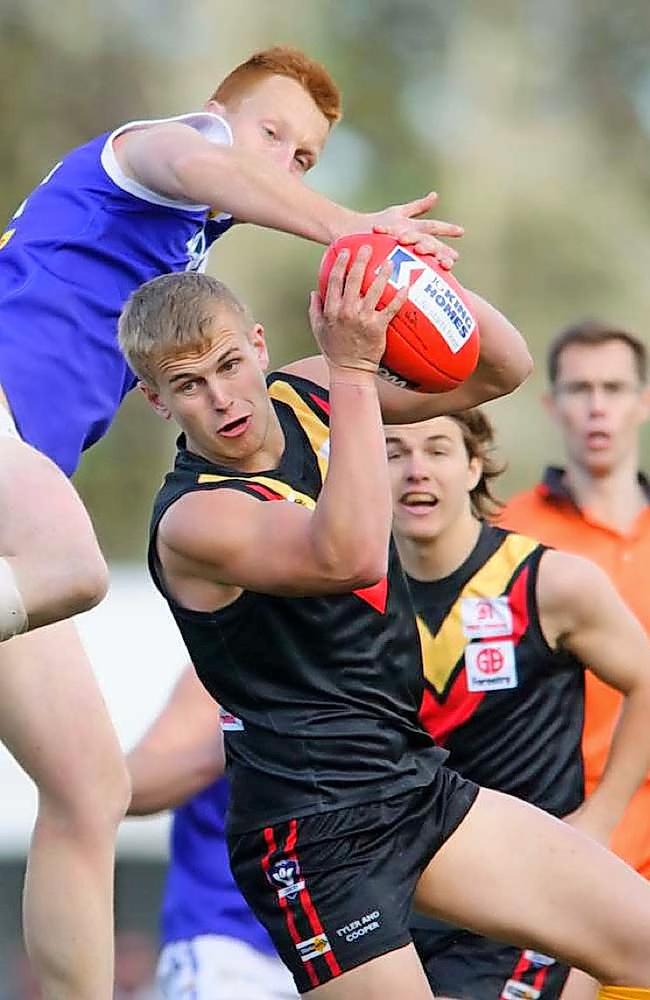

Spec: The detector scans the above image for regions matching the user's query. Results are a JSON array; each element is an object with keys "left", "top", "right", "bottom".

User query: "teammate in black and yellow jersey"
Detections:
[
  {"left": 387, "top": 409, "right": 650, "bottom": 1000},
  {"left": 118, "top": 254, "right": 650, "bottom": 999}
]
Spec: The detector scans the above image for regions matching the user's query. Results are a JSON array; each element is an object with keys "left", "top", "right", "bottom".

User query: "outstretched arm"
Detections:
[
  {"left": 538, "top": 550, "right": 650, "bottom": 844},
  {"left": 127, "top": 664, "right": 224, "bottom": 816},
  {"left": 115, "top": 123, "right": 462, "bottom": 265}
]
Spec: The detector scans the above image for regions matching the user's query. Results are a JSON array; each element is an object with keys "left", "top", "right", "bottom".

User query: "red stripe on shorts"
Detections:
[
  {"left": 285, "top": 819, "right": 342, "bottom": 979},
  {"left": 500, "top": 949, "right": 556, "bottom": 1000},
  {"left": 499, "top": 951, "right": 531, "bottom": 998},
  {"left": 262, "top": 825, "right": 319, "bottom": 989},
  {"left": 533, "top": 963, "right": 552, "bottom": 993}
]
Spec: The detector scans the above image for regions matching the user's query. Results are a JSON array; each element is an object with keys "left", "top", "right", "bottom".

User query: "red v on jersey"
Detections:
[{"left": 353, "top": 576, "right": 388, "bottom": 614}]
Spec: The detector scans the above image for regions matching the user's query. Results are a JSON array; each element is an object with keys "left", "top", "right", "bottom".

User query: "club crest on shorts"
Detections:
[{"left": 267, "top": 858, "right": 305, "bottom": 900}]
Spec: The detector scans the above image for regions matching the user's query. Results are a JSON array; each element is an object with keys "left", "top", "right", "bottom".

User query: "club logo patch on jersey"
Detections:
[
  {"left": 296, "top": 933, "right": 332, "bottom": 963},
  {"left": 461, "top": 596, "right": 513, "bottom": 638},
  {"left": 465, "top": 639, "right": 518, "bottom": 692},
  {"left": 267, "top": 858, "right": 305, "bottom": 901},
  {"left": 500, "top": 981, "right": 541, "bottom": 1000},
  {"left": 185, "top": 226, "right": 211, "bottom": 272},
  {"left": 218, "top": 708, "right": 245, "bottom": 732}
]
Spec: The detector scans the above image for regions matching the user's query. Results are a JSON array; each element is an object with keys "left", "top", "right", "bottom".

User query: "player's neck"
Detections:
[
  {"left": 397, "top": 514, "right": 482, "bottom": 582},
  {"left": 564, "top": 450, "right": 647, "bottom": 532}
]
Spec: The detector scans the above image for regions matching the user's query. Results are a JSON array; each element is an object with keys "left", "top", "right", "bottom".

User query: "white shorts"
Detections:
[
  {"left": 157, "top": 934, "right": 299, "bottom": 1000},
  {"left": 0, "top": 399, "right": 20, "bottom": 440}
]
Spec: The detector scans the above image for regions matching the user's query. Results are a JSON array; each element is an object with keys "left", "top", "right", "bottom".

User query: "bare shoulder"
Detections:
[
  {"left": 537, "top": 549, "right": 611, "bottom": 618},
  {"left": 115, "top": 119, "right": 199, "bottom": 150}
]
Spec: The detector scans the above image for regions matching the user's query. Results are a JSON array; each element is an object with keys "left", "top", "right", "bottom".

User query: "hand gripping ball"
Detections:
[{"left": 318, "top": 233, "right": 479, "bottom": 392}]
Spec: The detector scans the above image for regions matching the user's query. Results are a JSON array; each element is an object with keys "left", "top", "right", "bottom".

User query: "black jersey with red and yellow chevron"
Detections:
[
  {"left": 408, "top": 523, "right": 585, "bottom": 817},
  {"left": 149, "top": 371, "right": 444, "bottom": 833}
]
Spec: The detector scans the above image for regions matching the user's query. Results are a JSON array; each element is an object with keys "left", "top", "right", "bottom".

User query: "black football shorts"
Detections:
[
  {"left": 228, "top": 766, "right": 479, "bottom": 994},
  {"left": 411, "top": 918, "right": 570, "bottom": 1000}
]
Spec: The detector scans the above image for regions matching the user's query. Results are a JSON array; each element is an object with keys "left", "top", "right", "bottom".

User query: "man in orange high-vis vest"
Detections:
[{"left": 503, "top": 319, "right": 650, "bottom": 1000}]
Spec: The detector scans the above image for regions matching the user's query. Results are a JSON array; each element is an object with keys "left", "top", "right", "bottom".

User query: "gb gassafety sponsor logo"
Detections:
[{"left": 465, "top": 639, "right": 518, "bottom": 692}]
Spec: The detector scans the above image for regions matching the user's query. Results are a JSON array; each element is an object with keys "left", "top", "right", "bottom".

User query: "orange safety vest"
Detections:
[{"left": 501, "top": 468, "right": 650, "bottom": 878}]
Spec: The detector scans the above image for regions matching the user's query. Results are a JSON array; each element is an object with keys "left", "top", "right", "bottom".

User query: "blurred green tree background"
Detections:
[{"left": 1, "top": 0, "right": 648, "bottom": 558}]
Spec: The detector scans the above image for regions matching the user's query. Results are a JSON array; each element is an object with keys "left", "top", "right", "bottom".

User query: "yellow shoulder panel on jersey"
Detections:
[
  {"left": 418, "top": 533, "right": 538, "bottom": 696},
  {"left": 268, "top": 379, "right": 329, "bottom": 482},
  {"left": 197, "top": 473, "right": 316, "bottom": 510}
]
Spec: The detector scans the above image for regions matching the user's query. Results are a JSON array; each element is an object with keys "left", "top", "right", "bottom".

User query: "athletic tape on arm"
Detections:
[{"left": 0, "top": 558, "right": 28, "bottom": 641}]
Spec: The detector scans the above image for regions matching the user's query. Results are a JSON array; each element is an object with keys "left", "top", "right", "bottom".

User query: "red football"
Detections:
[{"left": 318, "top": 233, "right": 479, "bottom": 392}]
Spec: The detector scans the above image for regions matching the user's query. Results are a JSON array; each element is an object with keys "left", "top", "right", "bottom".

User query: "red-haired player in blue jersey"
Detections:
[{"left": 0, "top": 46, "right": 463, "bottom": 999}]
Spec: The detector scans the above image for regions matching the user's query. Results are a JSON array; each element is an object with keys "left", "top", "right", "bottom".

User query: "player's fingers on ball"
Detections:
[
  {"left": 308, "top": 290, "right": 324, "bottom": 328},
  {"left": 415, "top": 237, "right": 458, "bottom": 262},
  {"left": 342, "top": 244, "right": 372, "bottom": 304},
  {"left": 363, "top": 258, "right": 393, "bottom": 312},
  {"left": 392, "top": 231, "right": 418, "bottom": 246},
  {"left": 323, "top": 249, "right": 348, "bottom": 312},
  {"left": 383, "top": 283, "right": 409, "bottom": 322}
]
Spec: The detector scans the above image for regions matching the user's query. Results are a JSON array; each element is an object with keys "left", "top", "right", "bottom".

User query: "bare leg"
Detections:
[
  {"left": 0, "top": 621, "right": 131, "bottom": 999},
  {"left": 0, "top": 435, "right": 108, "bottom": 632},
  {"left": 415, "top": 788, "right": 650, "bottom": 987},
  {"left": 562, "top": 971, "right": 600, "bottom": 1000},
  {"left": 303, "top": 944, "right": 434, "bottom": 999}
]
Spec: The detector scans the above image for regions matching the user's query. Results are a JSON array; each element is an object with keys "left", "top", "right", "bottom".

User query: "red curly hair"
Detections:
[{"left": 211, "top": 46, "right": 342, "bottom": 126}]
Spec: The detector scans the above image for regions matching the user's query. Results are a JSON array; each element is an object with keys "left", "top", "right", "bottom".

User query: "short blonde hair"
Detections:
[
  {"left": 211, "top": 45, "right": 342, "bottom": 126},
  {"left": 118, "top": 272, "right": 252, "bottom": 385}
]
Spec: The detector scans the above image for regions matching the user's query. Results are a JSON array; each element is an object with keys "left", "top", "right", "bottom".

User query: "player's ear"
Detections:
[
  {"left": 542, "top": 389, "right": 557, "bottom": 421},
  {"left": 248, "top": 323, "right": 270, "bottom": 371},
  {"left": 639, "top": 383, "right": 650, "bottom": 424},
  {"left": 139, "top": 381, "right": 171, "bottom": 420},
  {"left": 467, "top": 456, "right": 482, "bottom": 493},
  {"left": 204, "top": 98, "right": 226, "bottom": 118}
]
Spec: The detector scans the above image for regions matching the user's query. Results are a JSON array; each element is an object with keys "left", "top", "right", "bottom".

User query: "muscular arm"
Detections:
[
  {"left": 115, "top": 123, "right": 461, "bottom": 252},
  {"left": 283, "top": 291, "right": 532, "bottom": 423},
  {"left": 538, "top": 550, "right": 650, "bottom": 839},
  {"left": 117, "top": 122, "right": 357, "bottom": 243},
  {"left": 127, "top": 665, "right": 225, "bottom": 816}
]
